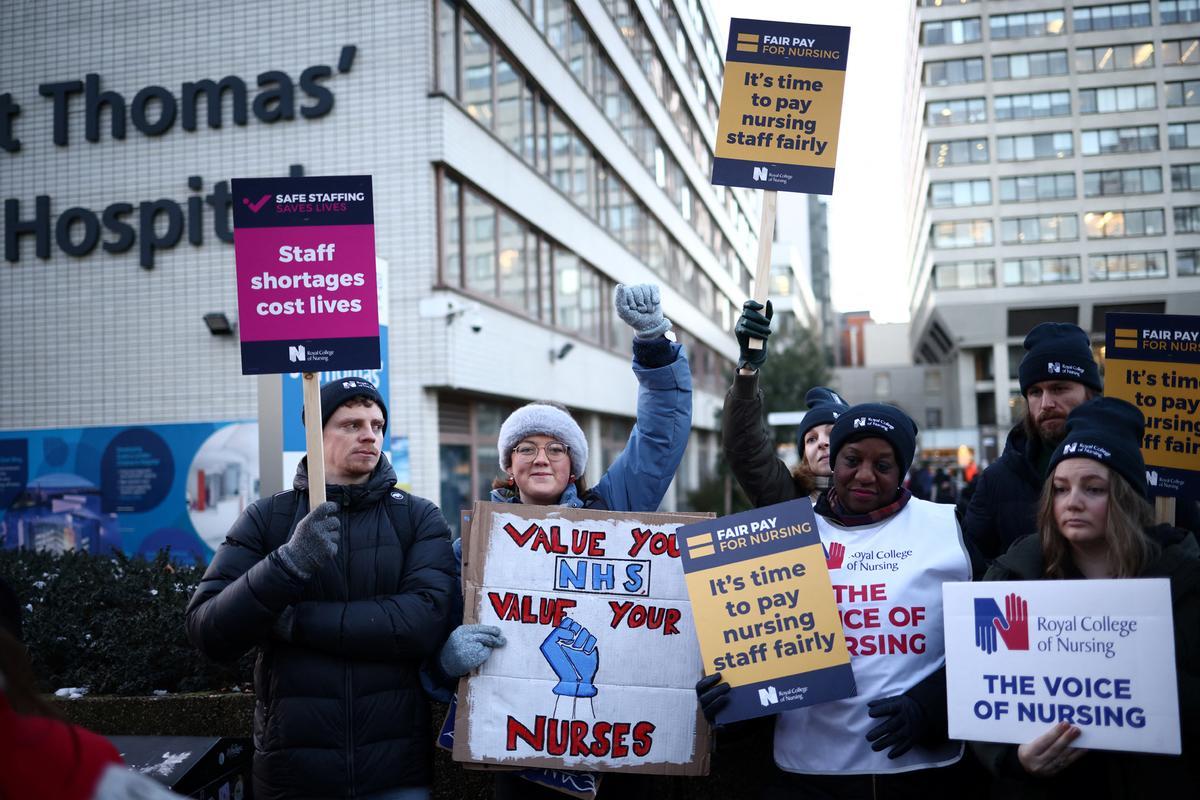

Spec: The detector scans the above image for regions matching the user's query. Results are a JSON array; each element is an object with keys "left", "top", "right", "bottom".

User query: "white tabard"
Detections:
[{"left": 774, "top": 498, "right": 970, "bottom": 775}]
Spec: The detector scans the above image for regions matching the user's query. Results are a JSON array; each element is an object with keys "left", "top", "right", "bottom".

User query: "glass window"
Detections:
[
  {"left": 923, "top": 57, "right": 985, "bottom": 86},
  {"left": 999, "top": 214, "right": 1079, "bottom": 244},
  {"left": 926, "top": 98, "right": 987, "bottom": 126},
  {"left": 1076, "top": 43, "right": 1155, "bottom": 72},
  {"left": 927, "top": 137, "right": 989, "bottom": 167},
  {"left": 436, "top": 0, "right": 458, "bottom": 95},
  {"left": 1179, "top": 248, "right": 1200, "bottom": 275},
  {"left": 990, "top": 11, "right": 1065, "bottom": 39},
  {"left": 1172, "top": 164, "right": 1200, "bottom": 191},
  {"left": 930, "top": 219, "right": 994, "bottom": 248},
  {"left": 1161, "top": 38, "right": 1200, "bottom": 66},
  {"left": 920, "top": 17, "right": 982, "bottom": 45},
  {"left": 461, "top": 18, "right": 493, "bottom": 127},
  {"left": 495, "top": 56, "right": 521, "bottom": 153},
  {"left": 549, "top": 109, "right": 571, "bottom": 195},
  {"left": 1083, "top": 208, "right": 1165, "bottom": 238},
  {"left": 997, "top": 132, "right": 1074, "bottom": 161},
  {"left": 993, "top": 50, "right": 1069, "bottom": 80},
  {"left": 1176, "top": 206, "right": 1200, "bottom": 233},
  {"left": 999, "top": 173, "right": 1076, "bottom": 203},
  {"left": 1079, "top": 84, "right": 1157, "bottom": 114},
  {"left": 463, "top": 188, "right": 496, "bottom": 294},
  {"left": 1083, "top": 167, "right": 1162, "bottom": 196},
  {"left": 1081, "top": 125, "right": 1158, "bottom": 155},
  {"left": 1088, "top": 251, "right": 1168, "bottom": 280},
  {"left": 1001, "top": 256, "right": 1081, "bottom": 286},
  {"left": 497, "top": 209, "right": 527, "bottom": 310},
  {"left": 995, "top": 91, "right": 1070, "bottom": 120},
  {"left": 1166, "top": 80, "right": 1200, "bottom": 108},
  {"left": 441, "top": 174, "right": 461, "bottom": 284},
  {"left": 933, "top": 260, "right": 996, "bottom": 289},
  {"left": 1170, "top": 122, "right": 1200, "bottom": 149},
  {"left": 1073, "top": 3, "right": 1151, "bottom": 32},
  {"left": 554, "top": 247, "right": 580, "bottom": 331},
  {"left": 929, "top": 179, "right": 992, "bottom": 207},
  {"left": 1162, "top": 0, "right": 1200, "bottom": 24}
]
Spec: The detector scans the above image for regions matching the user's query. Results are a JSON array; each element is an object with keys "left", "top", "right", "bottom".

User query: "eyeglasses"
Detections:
[{"left": 512, "top": 442, "right": 570, "bottom": 461}]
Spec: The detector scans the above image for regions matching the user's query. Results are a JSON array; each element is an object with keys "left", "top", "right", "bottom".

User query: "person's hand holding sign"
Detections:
[
  {"left": 541, "top": 617, "right": 599, "bottom": 698},
  {"left": 1018, "top": 722, "right": 1086, "bottom": 776}
]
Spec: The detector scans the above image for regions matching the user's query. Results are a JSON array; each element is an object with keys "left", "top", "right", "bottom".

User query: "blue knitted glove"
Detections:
[
  {"left": 614, "top": 283, "right": 671, "bottom": 339},
  {"left": 276, "top": 501, "right": 339, "bottom": 580},
  {"left": 439, "top": 624, "right": 507, "bottom": 677}
]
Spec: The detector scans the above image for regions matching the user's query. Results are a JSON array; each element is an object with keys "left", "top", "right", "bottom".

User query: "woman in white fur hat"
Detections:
[{"left": 429, "top": 283, "right": 693, "bottom": 799}]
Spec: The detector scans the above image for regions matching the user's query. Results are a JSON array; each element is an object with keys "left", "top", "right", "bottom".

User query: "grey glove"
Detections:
[
  {"left": 274, "top": 606, "right": 295, "bottom": 642},
  {"left": 439, "top": 624, "right": 507, "bottom": 677},
  {"left": 735, "top": 299, "right": 773, "bottom": 371},
  {"left": 614, "top": 283, "right": 671, "bottom": 339},
  {"left": 276, "top": 501, "right": 340, "bottom": 579}
]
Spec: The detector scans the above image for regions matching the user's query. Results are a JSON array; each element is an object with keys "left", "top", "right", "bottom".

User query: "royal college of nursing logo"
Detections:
[{"left": 974, "top": 593, "right": 1030, "bottom": 655}]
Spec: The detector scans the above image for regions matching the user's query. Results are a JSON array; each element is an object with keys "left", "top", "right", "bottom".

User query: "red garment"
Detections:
[{"left": 0, "top": 691, "right": 123, "bottom": 800}]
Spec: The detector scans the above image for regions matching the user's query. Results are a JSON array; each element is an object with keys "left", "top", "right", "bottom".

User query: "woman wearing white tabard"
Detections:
[{"left": 702, "top": 400, "right": 975, "bottom": 798}]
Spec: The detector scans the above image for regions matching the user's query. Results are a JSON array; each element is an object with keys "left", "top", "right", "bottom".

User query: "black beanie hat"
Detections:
[
  {"left": 829, "top": 403, "right": 920, "bottom": 475},
  {"left": 1048, "top": 397, "right": 1147, "bottom": 498},
  {"left": 1018, "top": 322, "right": 1103, "bottom": 395},
  {"left": 302, "top": 378, "right": 388, "bottom": 433},
  {"left": 796, "top": 387, "right": 850, "bottom": 449}
]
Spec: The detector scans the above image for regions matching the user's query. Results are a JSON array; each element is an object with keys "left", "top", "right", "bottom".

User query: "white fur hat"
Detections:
[{"left": 498, "top": 403, "right": 589, "bottom": 477}]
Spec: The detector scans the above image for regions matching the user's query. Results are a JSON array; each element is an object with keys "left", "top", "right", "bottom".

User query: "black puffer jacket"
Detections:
[
  {"left": 723, "top": 371, "right": 810, "bottom": 507},
  {"left": 186, "top": 457, "right": 457, "bottom": 800},
  {"left": 975, "top": 530, "right": 1200, "bottom": 799},
  {"left": 962, "top": 424, "right": 1047, "bottom": 569}
]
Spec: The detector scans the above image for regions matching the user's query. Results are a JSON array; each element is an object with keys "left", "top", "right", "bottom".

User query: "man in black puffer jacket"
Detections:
[
  {"left": 186, "top": 379, "right": 456, "bottom": 800},
  {"left": 962, "top": 323, "right": 1100, "bottom": 572}
]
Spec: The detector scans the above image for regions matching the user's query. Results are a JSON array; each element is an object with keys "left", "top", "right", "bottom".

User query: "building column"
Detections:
[
  {"left": 992, "top": 342, "right": 1011, "bottom": 429},
  {"left": 957, "top": 350, "right": 977, "bottom": 428}
]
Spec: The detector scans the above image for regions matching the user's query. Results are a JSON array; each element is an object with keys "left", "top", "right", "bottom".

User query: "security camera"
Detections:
[{"left": 467, "top": 310, "right": 483, "bottom": 333}]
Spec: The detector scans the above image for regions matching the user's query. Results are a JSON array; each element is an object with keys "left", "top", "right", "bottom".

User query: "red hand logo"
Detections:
[
  {"left": 826, "top": 541, "right": 845, "bottom": 570},
  {"left": 993, "top": 593, "right": 1029, "bottom": 651}
]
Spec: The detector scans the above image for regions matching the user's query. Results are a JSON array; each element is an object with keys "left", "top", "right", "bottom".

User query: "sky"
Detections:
[{"left": 709, "top": 0, "right": 912, "bottom": 322}]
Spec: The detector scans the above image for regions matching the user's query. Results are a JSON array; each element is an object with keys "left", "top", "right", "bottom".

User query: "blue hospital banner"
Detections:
[
  {"left": 0, "top": 421, "right": 259, "bottom": 564},
  {"left": 944, "top": 580, "right": 1181, "bottom": 754},
  {"left": 678, "top": 499, "right": 855, "bottom": 725},
  {"left": 711, "top": 18, "right": 851, "bottom": 194}
]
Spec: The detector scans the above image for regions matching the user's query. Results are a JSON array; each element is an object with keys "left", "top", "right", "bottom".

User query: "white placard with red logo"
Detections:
[{"left": 943, "top": 580, "right": 1180, "bottom": 754}]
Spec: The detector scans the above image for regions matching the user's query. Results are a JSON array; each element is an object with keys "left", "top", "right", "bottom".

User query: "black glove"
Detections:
[
  {"left": 865, "top": 694, "right": 928, "bottom": 759},
  {"left": 696, "top": 672, "right": 731, "bottom": 725},
  {"left": 735, "top": 300, "right": 773, "bottom": 371}
]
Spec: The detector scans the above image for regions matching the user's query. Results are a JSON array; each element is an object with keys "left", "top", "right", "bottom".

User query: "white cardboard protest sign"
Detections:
[
  {"left": 452, "top": 502, "right": 713, "bottom": 775},
  {"left": 944, "top": 580, "right": 1180, "bottom": 754}
]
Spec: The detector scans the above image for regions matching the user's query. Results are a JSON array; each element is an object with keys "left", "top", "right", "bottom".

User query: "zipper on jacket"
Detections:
[{"left": 340, "top": 497, "right": 356, "bottom": 795}]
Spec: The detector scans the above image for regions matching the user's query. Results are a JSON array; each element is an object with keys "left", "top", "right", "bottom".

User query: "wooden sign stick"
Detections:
[
  {"left": 1154, "top": 496, "right": 1176, "bottom": 527},
  {"left": 302, "top": 372, "right": 326, "bottom": 510},
  {"left": 747, "top": 190, "right": 778, "bottom": 351}
]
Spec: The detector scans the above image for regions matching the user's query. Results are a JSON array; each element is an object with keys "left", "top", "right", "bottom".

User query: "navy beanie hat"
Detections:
[
  {"left": 1018, "top": 322, "right": 1103, "bottom": 395},
  {"left": 796, "top": 387, "right": 850, "bottom": 449},
  {"left": 829, "top": 403, "right": 920, "bottom": 474},
  {"left": 302, "top": 378, "right": 388, "bottom": 433},
  {"left": 1048, "top": 397, "right": 1147, "bottom": 498}
]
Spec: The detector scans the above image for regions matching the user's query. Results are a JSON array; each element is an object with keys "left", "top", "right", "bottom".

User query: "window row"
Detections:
[
  {"left": 930, "top": 84, "right": 1167, "bottom": 125},
  {"left": 936, "top": 249, "right": 1199, "bottom": 288},
  {"left": 1084, "top": 167, "right": 1163, "bottom": 197},
  {"left": 920, "top": 3, "right": 1200, "bottom": 46},
  {"left": 929, "top": 205, "right": 1200, "bottom": 248},
  {"left": 928, "top": 167, "right": 1198, "bottom": 205},
  {"left": 925, "top": 39, "right": 1198, "bottom": 86},
  {"left": 928, "top": 124, "right": 1200, "bottom": 166},
  {"left": 435, "top": 1, "right": 749, "bottom": 283},
  {"left": 439, "top": 169, "right": 736, "bottom": 352}
]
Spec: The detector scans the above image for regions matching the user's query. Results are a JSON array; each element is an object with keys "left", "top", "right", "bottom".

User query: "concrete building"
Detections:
[
  {"left": 903, "top": 0, "right": 1200, "bottom": 461},
  {"left": 0, "top": 0, "right": 758, "bottom": 552}
]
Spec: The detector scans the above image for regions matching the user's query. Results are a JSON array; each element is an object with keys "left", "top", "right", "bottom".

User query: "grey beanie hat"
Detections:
[{"left": 498, "top": 402, "right": 589, "bottom": 477}]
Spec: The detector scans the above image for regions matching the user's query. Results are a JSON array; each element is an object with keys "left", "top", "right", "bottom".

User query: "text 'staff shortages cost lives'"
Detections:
[
  {"left": 711, "top": 19, "right": 850, "bottom": 195},
  {"left": 1104, "top": 312, "right": 1200, "bottom": 501},
  {"left": 678, "top": 499, "right": 855, "bottom": 725},
  {"left": 232, "top": 175, "right": 379, "bottom": 375}
]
